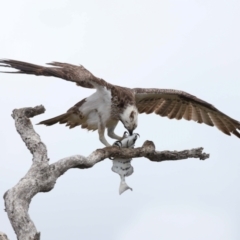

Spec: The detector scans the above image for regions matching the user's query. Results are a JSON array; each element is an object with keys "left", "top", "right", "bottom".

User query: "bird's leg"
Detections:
[
  {"left": 98, "top": 115, "right": 111, "bottom": 147},
  {"left": 108, "top": 121, "right": 122, "bottom": 140},
  {"left": 98, "top": 126, "right": 111, "bottom": 146},
  {"left": 107, "top": 127, "right": 122, "bottom": 140}
]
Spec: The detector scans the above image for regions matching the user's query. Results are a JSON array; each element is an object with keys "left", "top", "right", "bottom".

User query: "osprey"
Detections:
[{"left": 1, "top": 59, "right": 240, "bottom": 146}]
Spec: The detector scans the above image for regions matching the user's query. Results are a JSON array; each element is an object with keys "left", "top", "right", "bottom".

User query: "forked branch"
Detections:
[{"left": 3, "top": 105, "right": 209, "bottom": 240}]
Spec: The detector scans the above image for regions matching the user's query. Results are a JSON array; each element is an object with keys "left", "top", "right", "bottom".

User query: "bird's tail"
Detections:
[{"left": 37, "top": 113, "right": 70, "bottom": 126}]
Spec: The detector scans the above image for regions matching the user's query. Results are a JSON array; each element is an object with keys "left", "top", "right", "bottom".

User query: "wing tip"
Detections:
[{"left": 0, "top": 59, "right": 11, "bottom": 67}]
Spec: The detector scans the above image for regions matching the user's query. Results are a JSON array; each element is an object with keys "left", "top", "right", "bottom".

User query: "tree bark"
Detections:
[
  {"left": 3, "top": 105, "right": 209, "bottom": 240},
  {"left": 0, "top": 232, "right": 9, "bottom": 240}
]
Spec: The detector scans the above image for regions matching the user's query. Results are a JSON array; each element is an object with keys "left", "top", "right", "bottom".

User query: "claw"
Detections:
[
  {"left": 122, "top": 131, "right": 129, "bottom": 139},
  {"left": 113, "top": 140, "right": 122, "bottom": 148},
  {"left": 132, "top": 133, "right": 140, "bottom": 143}
]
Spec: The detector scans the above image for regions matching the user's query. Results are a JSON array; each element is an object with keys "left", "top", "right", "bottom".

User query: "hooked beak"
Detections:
[{"left": 128, "top": 129, "right": 133, "bottom": 135}]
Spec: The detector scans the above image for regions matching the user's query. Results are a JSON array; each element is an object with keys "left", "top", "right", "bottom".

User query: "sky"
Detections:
[{"left": 0, "top": 0, "right": 240, "bottom": 239}]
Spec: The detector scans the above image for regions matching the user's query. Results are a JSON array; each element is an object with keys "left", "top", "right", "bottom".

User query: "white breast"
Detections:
[{"left": 79, "top": 87, "right": 112, "bottom": 128}]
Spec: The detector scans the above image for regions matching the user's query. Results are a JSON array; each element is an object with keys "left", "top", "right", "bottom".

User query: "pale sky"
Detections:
[{"left": 1, "top": 0, "right": 240, "bottom": 239}]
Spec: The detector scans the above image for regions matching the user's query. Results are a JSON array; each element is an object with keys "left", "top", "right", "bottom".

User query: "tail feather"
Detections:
[{"left": 37, "top": 113, "right": 70, "bottom": 126}]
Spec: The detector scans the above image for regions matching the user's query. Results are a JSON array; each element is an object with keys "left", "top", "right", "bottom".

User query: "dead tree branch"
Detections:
[
  {"left": 0, "top": 232, "right": 9, "bottom": 240},
  {"left": 3, "top": 105, "right": 209, "bottom": 240}
]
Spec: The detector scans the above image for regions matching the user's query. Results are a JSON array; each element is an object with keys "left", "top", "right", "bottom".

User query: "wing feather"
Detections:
[
  {"left": 145, "top": 99, "right": 160, "bottom": 114},
  {"left": 183, "top": 104, "right": 192, "bottom": 121},
  {"left": 134, "top": 88, "right": 240, "bottom": 138},
  {"left": 0, "top": 59, "right": 110, "bottom": 89},
  {"left": 208, "top": 113, "right": 231, "bottom": 135},
  {"left": 157, "top": 100, "right": 176, "bottom": 117},
  {"left": 155, "top": 99, "right": 172, "bottom": 116},
  {"left": 223, "top": 118, "right": 238, "bottom": 132},
  {"left": 168, "top": 101, "right": 181, "bottom": 119},
  {"left": 192, "top": 105, "right": 203, "bottom": 123},
  {"left": 153, "top": 98, "right": 165, "bottom": 112},
  {"left": 175, "top": 103, "right": 187, "bottom": 120},
  {"left": 199, "top": 109, "right": 214, "bottom": 126}
]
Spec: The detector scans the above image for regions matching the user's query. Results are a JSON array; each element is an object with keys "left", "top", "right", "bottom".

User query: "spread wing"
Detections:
[
  {"left": 0, "top": 59, "right": 110, "bottom": 89},
  {"left": 133, "top": 88, "right": 240, "bottom": 138}
]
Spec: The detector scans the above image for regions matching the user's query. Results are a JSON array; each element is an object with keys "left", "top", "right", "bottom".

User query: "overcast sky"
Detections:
[{"left": 1, "top": 0, "right": 240, "bottom": 239}]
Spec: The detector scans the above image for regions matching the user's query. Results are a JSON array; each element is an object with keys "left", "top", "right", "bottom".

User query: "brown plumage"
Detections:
[
  {"left": 38, "top": 98, "right": 87, "bottom": 129},
  {"left": 134, "top": 88, "right": 240, "bottom": 137},
  {"left": 1, "top": 59, "right": 240, "bottom": 144}
]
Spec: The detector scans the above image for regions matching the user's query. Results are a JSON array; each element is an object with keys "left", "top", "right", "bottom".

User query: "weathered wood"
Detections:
[
  {"left": 3, "top": 105, "right": 209, "bottom": 239},
  {"left": 0, "top": 232, "right": 9, "bottom": 240}
]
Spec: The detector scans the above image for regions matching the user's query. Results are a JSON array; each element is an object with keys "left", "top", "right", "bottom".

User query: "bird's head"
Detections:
[{"left": 119, "top": 105, "right": 138, "bottom": 135}]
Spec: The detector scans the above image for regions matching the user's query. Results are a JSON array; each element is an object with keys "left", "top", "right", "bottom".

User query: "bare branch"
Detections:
[
  {"left": 147, "top": 147, "right": 209, "bottom": 162},
  {"left": 11, "top": 105, "right": 48, "bottom": 161},
  {"left": 52, "top": 142, "right": 208, "bottom": 178},
  {"left": 3, "top": 106, "right": 209, "bottom": 239},
  {"left": 0, "top": 232, "right": 9, "bottom": 240}
]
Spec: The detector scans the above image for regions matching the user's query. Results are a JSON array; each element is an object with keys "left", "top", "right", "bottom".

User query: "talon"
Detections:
[
  {"left": 113, "top": 141, "right": 122, "bottom": 148},
  {"left": 123, "top": 131, "right": 129, "bottom": 139},
  {"left": 109, "top": 157, "right": 115, "bottom": 160},
  {"left": 136, "top": 133, "right": 140, "bottom": 138}
]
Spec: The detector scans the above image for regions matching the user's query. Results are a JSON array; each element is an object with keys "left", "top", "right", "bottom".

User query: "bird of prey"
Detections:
[{"left": 1, "top": 59, "right": 240, "bottom": 146}]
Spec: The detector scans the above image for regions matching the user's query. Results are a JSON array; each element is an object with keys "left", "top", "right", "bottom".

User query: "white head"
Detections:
[{"left": 119, "top": 105, "right": 138, "bottom": 135}]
